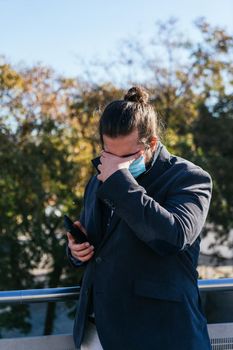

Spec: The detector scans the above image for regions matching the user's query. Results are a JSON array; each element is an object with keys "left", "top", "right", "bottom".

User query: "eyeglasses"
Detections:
[{"left": 104, "top": 150, "right": 141, "bottom": 158}]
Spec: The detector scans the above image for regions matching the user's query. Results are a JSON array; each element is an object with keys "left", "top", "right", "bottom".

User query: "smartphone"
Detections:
[{"left": 64, "top": 215, "right": 88, "bottom": 243}]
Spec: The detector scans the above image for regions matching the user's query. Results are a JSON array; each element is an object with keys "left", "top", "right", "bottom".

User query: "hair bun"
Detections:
[{"left": 124, "top": 86, "right": 149, "bottom": 104}]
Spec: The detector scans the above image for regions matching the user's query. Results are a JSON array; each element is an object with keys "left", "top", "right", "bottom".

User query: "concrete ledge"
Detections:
[
  {"left": 1, "top": 325, "right": 233, "bottom": 350},
  {"left": 208, "top": 323, "right": 233, "bottom": 349},
  {"left": 0, "top": 333, "right": 77, "bottom": 350}
]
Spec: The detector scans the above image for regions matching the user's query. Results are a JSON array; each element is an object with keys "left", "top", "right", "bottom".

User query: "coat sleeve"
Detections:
[{"left": 96, "top": 166, "right": 212, "bottom": 256}]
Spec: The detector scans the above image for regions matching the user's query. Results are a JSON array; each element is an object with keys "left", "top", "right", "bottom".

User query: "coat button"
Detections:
[
  {"left": 104, "top": 199, "right": 114, "bottom": 208},
  {"left": 95, "top": 257, "right": 102, "bottom": 264}
]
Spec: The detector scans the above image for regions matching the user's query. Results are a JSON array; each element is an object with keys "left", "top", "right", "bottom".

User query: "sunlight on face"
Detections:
[
  {"left": 103, "top": 129, "right": 143, "bottom": 157},
  {"left": 102, "top": 129, "right": 157, "bottom": 163}
]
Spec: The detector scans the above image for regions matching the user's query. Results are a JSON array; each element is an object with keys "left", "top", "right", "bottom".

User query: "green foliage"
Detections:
[{"left": 193, "top": 97, "right": 233, "bottom": 234}]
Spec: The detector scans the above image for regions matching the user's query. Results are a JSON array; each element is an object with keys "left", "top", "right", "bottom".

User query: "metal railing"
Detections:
[
  {"left": 0, "top": 278, "right": 232, "bottom": 304},
  {"left": 0, "top": 285, "right": 80, "bottom": 304},
  {"left": 198, "top": 278, "right": 233, "bottom": 292}
]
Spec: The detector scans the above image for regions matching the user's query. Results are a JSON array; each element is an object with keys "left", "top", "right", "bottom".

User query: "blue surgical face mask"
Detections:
[{"left": 129, "top": 155, "right": 146, "bottom": 178}]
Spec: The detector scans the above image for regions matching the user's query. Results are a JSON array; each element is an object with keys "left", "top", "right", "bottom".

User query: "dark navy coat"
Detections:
[{"left": 69, "top": 144, "right": 212, "bottom": 350}]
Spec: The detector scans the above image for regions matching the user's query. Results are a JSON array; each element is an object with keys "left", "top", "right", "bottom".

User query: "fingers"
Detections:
[
  {"left": 102, "top": 151, "right": 118, "bottom": 159},
  {"left": 77, "top": 245, "right": 94, "bottom": 257},
  {"left": 97, "top": 162, "right": 103, "bottom": 181},
  {"left": 97, "top": 174, "right": 102, "bottom": 181},
  {"left": 100, "top": 152, "right": 106, "bottom": 163},
  {"left": 72, "top": 248, "right": 94, "bottom": 262},
  {"left": 67, "top": 234, "right": 95, "bottom": 262},
  {"left": 97, "top": 164, "right": 102, "bottom": 172},
  {"left": 71, "top": 243, "right": 94, "bottom": 259},
  {"left": 67, "top": 235, "right": 88, "bottom": 251},
  {"left": 78, "top": 251, "right": 95, "bottom": 262}
]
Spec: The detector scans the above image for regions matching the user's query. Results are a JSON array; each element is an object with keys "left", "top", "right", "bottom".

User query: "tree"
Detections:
[
  {"left": 0, "top": 61, "right": 86, "bottom": 334},
  {"left": 193, "top": 96, "right": 233, "bottom": 241}
]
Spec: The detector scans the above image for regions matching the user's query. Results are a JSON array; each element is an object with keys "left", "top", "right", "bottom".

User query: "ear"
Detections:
[{"left": 149, "top": 136, "right": 158, "bottom": 152}]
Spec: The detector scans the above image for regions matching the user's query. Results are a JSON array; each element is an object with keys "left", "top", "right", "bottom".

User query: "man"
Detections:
[{"left": 67, "top": 86, "right": 212, "bottom": 349}]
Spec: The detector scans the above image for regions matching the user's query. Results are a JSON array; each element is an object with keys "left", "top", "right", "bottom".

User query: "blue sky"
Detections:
[{"left": 0, "top": 0, "right": 233, "bottom": 77}]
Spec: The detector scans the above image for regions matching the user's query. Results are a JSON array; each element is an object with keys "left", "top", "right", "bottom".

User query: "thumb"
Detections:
[{"left": 73, "top": 221, "right": 87, "bottom": 236}]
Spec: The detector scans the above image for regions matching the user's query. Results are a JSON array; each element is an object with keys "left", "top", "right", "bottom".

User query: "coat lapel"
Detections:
[
  {"left": 86, "top": 163, "right": 103, "bottom": 247},
  {"left": 92, "top": 195, "right": 103, "bottom": 247},
  {"left": 95, "top": 210, "right": 120, "bottom": 253},
  {"left": 138, "top": 144, "right": 172, "bottom": 190}
]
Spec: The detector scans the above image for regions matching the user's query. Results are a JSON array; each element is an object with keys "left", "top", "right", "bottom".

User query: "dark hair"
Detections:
[{"left": 99, "top": 86, "right": 160, "bottom": 146}]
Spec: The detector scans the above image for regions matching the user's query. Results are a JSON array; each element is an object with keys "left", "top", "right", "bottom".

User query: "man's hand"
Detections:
[
  {"left": 97, "top": 150, "right": 142, "bottom": 182},
  {"left": 67, "top": 221, "right": 94, "bottom": 262}
]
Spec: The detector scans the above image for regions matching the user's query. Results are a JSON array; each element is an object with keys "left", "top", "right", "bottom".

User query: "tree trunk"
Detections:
[{"left": 43, "top": 263, "right": 63, "bottom": 335}]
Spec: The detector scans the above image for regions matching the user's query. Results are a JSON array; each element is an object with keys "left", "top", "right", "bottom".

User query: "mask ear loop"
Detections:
[
  {"left": 140, "top": 142, "right": 154, "bottom": 167},
  {"left": 140, "top": 143, "right": 150, "bottom": 156}
]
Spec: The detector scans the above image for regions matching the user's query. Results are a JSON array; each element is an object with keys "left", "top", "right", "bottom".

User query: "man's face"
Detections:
[{"left": 102, "top": 129, "right": 157, "bottom": 163}]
